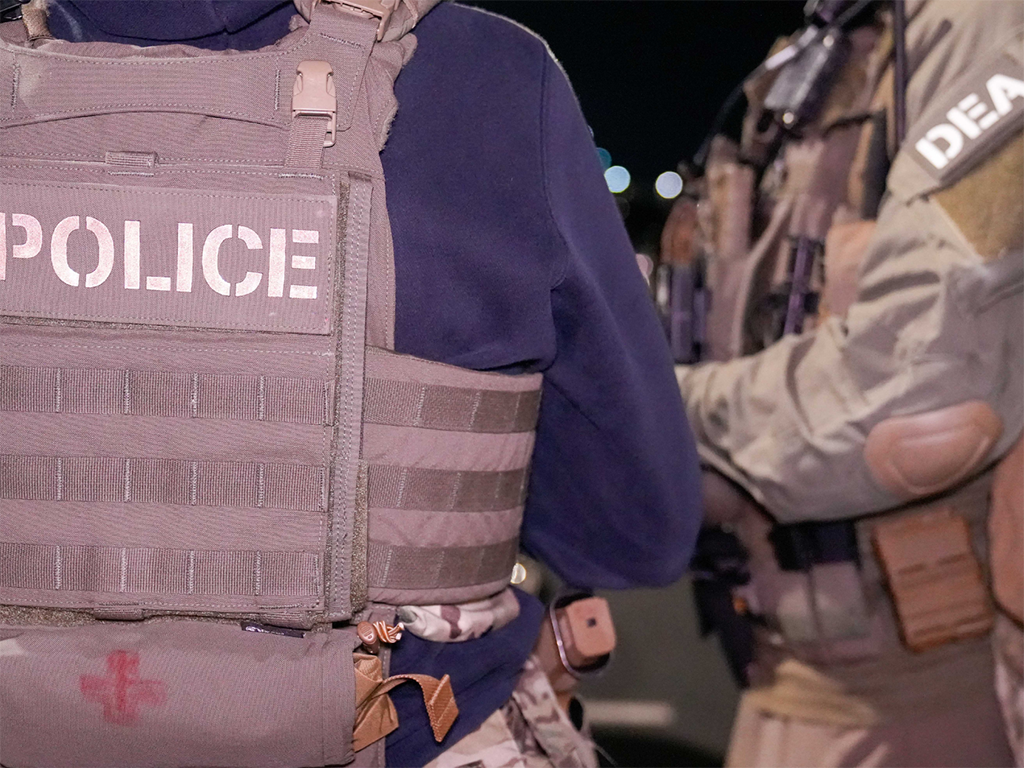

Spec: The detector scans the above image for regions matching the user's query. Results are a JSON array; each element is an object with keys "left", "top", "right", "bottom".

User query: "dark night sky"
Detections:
[{"left": 466, "top": 1, "right": 806, "bottom": 188}]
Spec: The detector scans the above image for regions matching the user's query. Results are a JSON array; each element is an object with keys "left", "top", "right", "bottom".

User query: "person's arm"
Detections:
[
  {"left": 520, "top": 54, "right": 703, "bottom": 588},
  {"left": 677, "top": 12, "right": 1024, "bottom": 522}
]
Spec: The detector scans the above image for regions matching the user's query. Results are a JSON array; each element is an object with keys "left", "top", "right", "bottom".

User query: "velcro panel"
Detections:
[
  {"left": 0, "top": 162, "right": 359, "bottom": 625},
  {"left": 0, "top": 167, "right": 339, "bottom": 333},
  {"left": 890, "top": 34, "right": 1024, "bottom": 201}
]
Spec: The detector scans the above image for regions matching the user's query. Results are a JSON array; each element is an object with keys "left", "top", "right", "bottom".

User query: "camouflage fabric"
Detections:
[
  {"left": 397, "top": 588, "right": 521, "bottom": 643},
  {"left": 425, "top": 656, "right": 598, "bottom": 768}
]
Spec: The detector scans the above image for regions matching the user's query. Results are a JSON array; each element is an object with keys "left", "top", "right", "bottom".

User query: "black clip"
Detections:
[{"left": 0, "top": 0, "right": 29, "bottom": 23}]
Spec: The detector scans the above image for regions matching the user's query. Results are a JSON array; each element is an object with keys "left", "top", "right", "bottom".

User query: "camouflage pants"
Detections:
[{"left": 425, "top": 656, "right": 598, "bottom": 768}]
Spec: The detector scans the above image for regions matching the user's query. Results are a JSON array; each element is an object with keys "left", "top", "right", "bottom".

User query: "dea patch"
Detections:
[{"left": 908, "top": 50, "right": 1024, "bottom": 185}]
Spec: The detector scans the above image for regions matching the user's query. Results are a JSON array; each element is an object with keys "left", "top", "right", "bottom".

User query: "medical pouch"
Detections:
[{"left": 0, "top": 620, "right": 360, "bottom": 767}]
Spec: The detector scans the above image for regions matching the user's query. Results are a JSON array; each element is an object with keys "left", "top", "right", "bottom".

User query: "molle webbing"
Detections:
[
  {"left": 359, "top": 347, "right": 540, "bottom": 605},
  {"left": 0, "top": 335, "right": 540, "bottom": 619},
  {"left": 0, "top": 339, "right": 539, "bottom": 617},
  {"left": 0, "top": 365, "right": 334, "bottom": 425}
]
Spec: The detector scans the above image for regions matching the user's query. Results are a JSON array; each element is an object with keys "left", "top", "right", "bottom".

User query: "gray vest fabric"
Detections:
[{"left": 0, "top": 2, "right": 539, "bottom": 763}]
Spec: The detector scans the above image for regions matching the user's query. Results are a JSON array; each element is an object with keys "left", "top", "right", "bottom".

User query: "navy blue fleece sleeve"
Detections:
[{"left": 520, "top": 56, "right": 702, "bottom": 588}]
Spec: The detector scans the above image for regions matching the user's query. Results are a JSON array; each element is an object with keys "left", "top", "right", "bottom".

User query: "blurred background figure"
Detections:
[{"left": 672, "top": 0, "right": 1023, "bottom": 766}]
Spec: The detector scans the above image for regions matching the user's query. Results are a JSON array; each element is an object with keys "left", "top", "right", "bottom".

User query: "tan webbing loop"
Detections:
[{"left": 353, "top": 652, "right": 458, "bottom": 750}]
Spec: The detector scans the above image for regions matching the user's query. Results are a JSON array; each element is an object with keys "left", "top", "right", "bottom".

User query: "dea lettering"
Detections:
[{"left": 915, "top": 72, "right": 1024, "bottom": 170}]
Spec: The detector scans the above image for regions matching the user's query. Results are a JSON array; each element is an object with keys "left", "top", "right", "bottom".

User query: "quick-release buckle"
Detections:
[
  {"left": 292, "top": 60, "right": 337, "bottom": 148},
  {"left": 324, "top": 0, "right": 398, "bottom": 41}
]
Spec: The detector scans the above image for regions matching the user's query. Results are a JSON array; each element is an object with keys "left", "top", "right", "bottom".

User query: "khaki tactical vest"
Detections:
[{"left": 0, "top": 1, "right": 541, "bottom": 764}]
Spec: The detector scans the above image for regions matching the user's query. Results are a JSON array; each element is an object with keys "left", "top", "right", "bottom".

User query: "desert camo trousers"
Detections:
[{"left": 425, "top": 656, "right": 598, "bottom": 768}]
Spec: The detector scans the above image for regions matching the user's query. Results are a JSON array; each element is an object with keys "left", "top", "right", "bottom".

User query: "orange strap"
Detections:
[{"left": 353, "top": 653, "right": 458, "bottom": 751}]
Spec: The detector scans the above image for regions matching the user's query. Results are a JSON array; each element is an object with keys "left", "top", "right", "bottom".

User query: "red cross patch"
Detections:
[{"left": 80, "top": 650, "right": 167, "bottom": 725}]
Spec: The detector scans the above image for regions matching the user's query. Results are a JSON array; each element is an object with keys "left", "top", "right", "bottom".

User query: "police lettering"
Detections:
[
  {"left": 0, "top": 215, "right": 320, "bottom": 300},
  {"left": 915, "top": 73, "right": 1024, "bottom": 170}
]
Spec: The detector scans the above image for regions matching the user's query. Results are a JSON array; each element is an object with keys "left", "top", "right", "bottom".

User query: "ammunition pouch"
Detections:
[{"left": 873, "top": 509, "right": 994, "bottom": 652}]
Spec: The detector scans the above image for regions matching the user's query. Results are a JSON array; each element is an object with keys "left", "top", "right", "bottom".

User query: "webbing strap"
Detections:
[
  {"left": 366, "top": 538, "right": 518, "bottom": 590},
  {"left": 0, "top": 455, "right": 326, "bottom": 512},
  {"left": 0, "top": 365, "right": 332, "bottom": 425},
  {"left": 367, "top": 465, "right": 528, "bottom": 512},
  {"left": 0, "top": 365, "right": 540, "bottom": 432},
  {"left": 286, "top": 114, "right": 331, "bottom": 168},
  {"left": 0, "top": 542, "right": 319, "bottom": 597},
  {"left": 363, "top": 379, "right": 541, "bottom": 433}
]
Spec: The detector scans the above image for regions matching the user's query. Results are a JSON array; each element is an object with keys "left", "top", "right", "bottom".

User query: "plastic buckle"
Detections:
[
  {"left": 292, "top": 60, "right": 337, "bottom": 148},
  {"left": 325, "top": 0, "right": 398, "bottom": 41}
]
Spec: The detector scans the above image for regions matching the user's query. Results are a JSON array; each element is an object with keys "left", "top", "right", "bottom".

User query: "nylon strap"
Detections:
[
  {"left": 0, "top": 455, "right": 326, "bottom": 511},
  {"left": 366, "top": 538, "right": 518, "bottom": 590},
  {"left": 363, "top": 378, "right": 541, "bottom": 433},
  {"left": 0, "top": 365, "right": 332, "bottom": 425},
  {"left": 286, "top": 114, "right": 331, "bottom": 168},
  {"left": 0, "top": 542, "right": 319, "bottom": 597},
  {"left": 367, "top": 465, "right": 528, "bottom": 512}
]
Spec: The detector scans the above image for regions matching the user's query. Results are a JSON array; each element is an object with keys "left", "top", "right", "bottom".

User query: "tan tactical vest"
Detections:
[{"left": 0, "top": 2, "right": 540, "bottom": 764}]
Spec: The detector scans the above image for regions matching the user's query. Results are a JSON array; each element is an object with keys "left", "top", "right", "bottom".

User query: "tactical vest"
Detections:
[
  {"left": 698, "top": 7, "right": 1023, "bottom": 721},
  {"left": 0, "top": 2, "right": 540, "bottom": 764}
]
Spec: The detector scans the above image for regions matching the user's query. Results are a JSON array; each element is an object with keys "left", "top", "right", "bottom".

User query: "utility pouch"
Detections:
[
  {"left": 873, "top": 509, "right": 994, "bottom": 652},
  {"left": 0, "top": 620, "right": 361, "bottom": 768}
]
